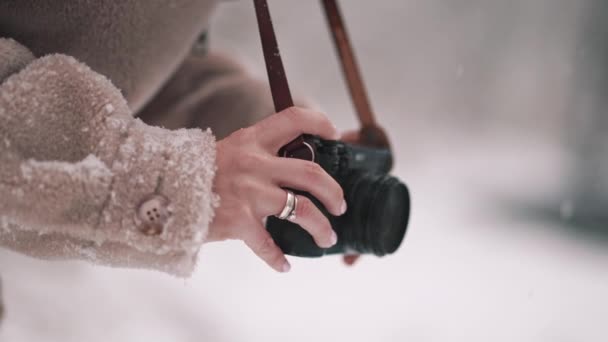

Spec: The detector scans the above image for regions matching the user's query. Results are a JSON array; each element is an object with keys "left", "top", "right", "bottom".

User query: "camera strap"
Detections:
[
  {"left": 320, "top": 0, "right": 376, "bottom": 128},
  {"left": 253, "top": 0, "right": 294, "bottom": 112},
  {"left": 253, "top": 0, "right": 307, "bottom": 154},
  {"left": 254, "top": 0, "right": 390, "bottom": 151}
]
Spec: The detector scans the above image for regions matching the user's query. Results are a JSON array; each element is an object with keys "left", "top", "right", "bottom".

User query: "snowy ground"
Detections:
[{"left": 1, "top": 1, "right": 607, "bottom": 341}]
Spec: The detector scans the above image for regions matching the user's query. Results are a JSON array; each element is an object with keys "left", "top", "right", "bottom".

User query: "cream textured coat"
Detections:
[{"left": 0, "top": 1, "right": 273, "bottom": 277}]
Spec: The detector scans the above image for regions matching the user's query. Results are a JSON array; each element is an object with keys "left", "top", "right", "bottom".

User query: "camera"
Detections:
[{"left": 266, "top": 135, "right": 410, "bottom": 257}]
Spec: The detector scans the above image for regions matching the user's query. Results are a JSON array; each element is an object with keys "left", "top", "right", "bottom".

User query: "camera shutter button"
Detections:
[{"left": 137, "top": 194, "right": 171, "bottom": 236}]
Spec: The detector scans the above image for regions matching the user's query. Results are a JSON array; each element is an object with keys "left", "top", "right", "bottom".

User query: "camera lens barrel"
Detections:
[{"left": 341, "top": 172, "right": 410, "bottom": 256}]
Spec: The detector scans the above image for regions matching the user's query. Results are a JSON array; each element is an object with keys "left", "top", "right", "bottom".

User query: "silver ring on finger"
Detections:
[{"left": 276, "top": 190, "right": 298, "bottom": 221}]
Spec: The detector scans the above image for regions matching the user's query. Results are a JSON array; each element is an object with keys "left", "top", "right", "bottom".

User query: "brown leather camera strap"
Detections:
[
  {"left": 254, "top": 0, "right": 308, "bottom": 153},
  {"left": 254, "top": 0, "right": 389, "bottom": 151},
  {"left": 253, "top": 0, "right": 294, "bottom": 112},
  {"left": 321, "top": 0, "right": 376, "bottom": 128}
]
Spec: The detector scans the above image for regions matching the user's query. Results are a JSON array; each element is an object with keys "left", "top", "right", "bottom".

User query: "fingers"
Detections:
[
  {"left": 243, "top": 223, "right": 291, "bottom": 273},
  {"left": 254, "top": 107, "right": 340, "bottom": 152},
  {"left": 236, "top": 176, "right": 339, "bottom": 250},
  {"left": 340, "top": 130, "right": 361, "bottom": 144},
  {"left": 264, "top": 189, "right": 338, "bottom": 249},
  {"left": 290, "top": 195, "right": 338, "bottom": 248},
  {"left": 267, "top": 157, "right": 346, "bottom": 216}
]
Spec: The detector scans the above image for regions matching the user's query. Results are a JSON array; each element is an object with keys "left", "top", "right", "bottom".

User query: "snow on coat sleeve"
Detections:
[{"left": 0, "top": 38, "right": 218, "bottom": 277}]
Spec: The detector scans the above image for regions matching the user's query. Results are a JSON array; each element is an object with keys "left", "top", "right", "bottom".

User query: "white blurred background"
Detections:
[{"left": 1, "top": 1, "right": 608, "bottom": 341}]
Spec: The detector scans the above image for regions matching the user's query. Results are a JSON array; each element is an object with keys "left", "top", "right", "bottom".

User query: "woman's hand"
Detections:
[{"left": 207, "top": 107, "right": 347, "bottom": 272}]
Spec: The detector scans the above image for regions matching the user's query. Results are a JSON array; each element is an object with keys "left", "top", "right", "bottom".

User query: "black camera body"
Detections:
[{"left": 266, "top": 135, "right": 410, "bottom": 257}]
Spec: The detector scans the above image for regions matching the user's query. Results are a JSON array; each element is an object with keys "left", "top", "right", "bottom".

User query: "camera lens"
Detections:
[
  {"left": 265, "top": 171, "right": 410, "bottom": 257},
  {"left": 342, "top": 172, "right": 410, "bottom": 256}
]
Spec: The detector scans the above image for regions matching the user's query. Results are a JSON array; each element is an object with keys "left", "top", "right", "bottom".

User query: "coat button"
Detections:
[{"left": 137, "top": 194, "right": 171, "bottom": 236}]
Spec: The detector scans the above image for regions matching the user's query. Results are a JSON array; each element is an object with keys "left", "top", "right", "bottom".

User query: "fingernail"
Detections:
[
  {"left": 332, "top": 127, "right": 341, "bottom": 140},
  {"left": 329, "top": 230, "right": 338, "bottom": 246},
  {"left": 340, "top": 200, "right": 348, "bottom": 215},
  {"left": 282, "top": 261, "right": 291, "bottom": 273}
]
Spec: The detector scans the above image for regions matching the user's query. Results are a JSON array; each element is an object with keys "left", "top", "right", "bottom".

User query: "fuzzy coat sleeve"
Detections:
[{"left": 0, "top": 38, "right": 217, "bottom": 277}]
